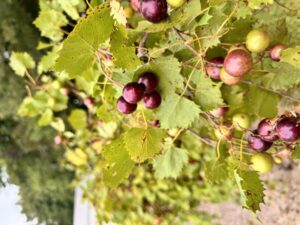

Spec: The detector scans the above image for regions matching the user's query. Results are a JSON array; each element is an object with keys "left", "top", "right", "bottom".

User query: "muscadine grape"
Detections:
[
  {"left": 138, "top": 72, "right": 159, "bottom": 92},
  {"left": 143, "top": 91, "right": 161, "bottom": 109},
  {"left": 131, "top": 0, "right": 140, "bottom": 12},
  {"left": 166, "top": 0, "right": 186, "bottom": 8},
  {"left": 248, "top": 133, "right": 272, "bottom": 152},
  {"left": 276, "top": 117, "right": 300, "bottom": 142},
  {"left": 269, "top": 44, "right": 286, "bottom": 62},
  {"left": 83, "top": 97, "right": 94, "bottom": 108},
  {"left": 117, "top": 96, "right": 137, "bottom": 114},
  {"left": 246, "top": 29, "right": 270, "bottom": 53},
  {"left": 257, "top": 118, "right": 279, "bottom": 142},
  {"left": 224, "top": 49, "right": 253, "bottom": 77},
  {"left": 232, "top": 113, "right": 250, "bottom": 131},
  {"left": 124, "top": 6, "right": 134, "bottom": 18},
  {"left": 251, "top": 152, "right": 274, "bottom": 173},
  {"left": 214, "top": 125, "right": 232, "bottom": 141},
  {"left": 205, "top": 57, "right": 224, "bottom": 80},
  {"left": 220, "top": 68, "right": 241, "bottom": 86},
  {"left": 210, "top": 106, "right": 229, "bottom": 118},
  {"left": 123, "top": 82, "right": 145, "bottom": 104},
  {"left": 140, "top": 0, "right": 168, "bottom": 23}
]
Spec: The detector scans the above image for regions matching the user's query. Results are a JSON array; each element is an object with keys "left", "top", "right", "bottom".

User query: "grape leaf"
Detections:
[
  {"left": 33, "top": 9, "right": 68, "bottom": 41},
  {"left": 234, "top": 169, "right": 265, "bottom": 212},
  {"left": 194, "top": 72, "right": 224, "bottom": 111},
  {"left": 124, "top": 127, "right": 165, "bottom": 163},
  {"left": 281, "top": 46, "right": 300, "bottom": 69},
  {"left": 110, "top": 0, "right": 127, "bottom": 26},
  {"left": 67, "top": 109, "right": 87, "bottom": 130},
  {"left": 57, "top": 0, "right": 81, "bottom": 20},
  {"left": 205, "top": 159, "right": 228, "bottom": 183},
  {"left": 156, "top": 94, "right": 201, "bottom": 129},
  {"left": 102, "top": 137, "right": 135, "bottom": 187},
  {"left": 38, "top": 46, "right": 60, "bottom": 74},
  {"left": 110, "top": 27, "right": 140, "bottom": 70},
  {"left": 235, "top": 2, "right": 252, "bottom": 19},
  {"left": 38, "top": 109, "right": 53, "bottom": 126},
  {"left": 248, "top": 0, "right": 273, "bottom": 9},
  {"left": 254, "top": 62, "right": 300, "bottom": 91},
  {"left": 135, "top": 56, "right": 184, "bottom": 98},
  {"left": 9, "top": 52, "right": 35, "bottom": 77},
  {"left": 153, "top": 139, "right": 188, "bottom": 179},
  {"left": 244, "top": 85, "right": 279, "bottom": 117},
  {"left": 54, "top": 4, "right": 114, "bottom": 77}
]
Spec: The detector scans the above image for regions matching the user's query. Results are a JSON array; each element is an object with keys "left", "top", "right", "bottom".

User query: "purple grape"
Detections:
[
  {"left": 224, "top": 49, "right": 253, "bottom": 77},
  {"left": 143, "top": 91, "right": 161, "bottom": 109},
  {"left": 276, "top": 117, "right": 300, "bottom": 142},
  {"left": 140, "top": 0, "right": 168, "bottom": 23},
  {"left": 123, "top": 82, "right": 145, "bottom": 104},
  {"left": 248, "top": 133, "right": 273, "bottom": 152},
  {"left": 138, "top": 72, "right": 159, "bottom": 93},
  {"left": 117, "top": 96, "right": 137, "bottom": 114},
  {"left": 205, "top": 57, "right": 224, "bottom": 80},
  {"left": 269, "top": 44, "right": 286, "bottom": 62},
  {"left": 257, "top": 119, "right": 279, "bottom": 142}
]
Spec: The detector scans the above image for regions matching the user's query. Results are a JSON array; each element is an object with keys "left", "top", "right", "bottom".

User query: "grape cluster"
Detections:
[
  {"left": 248, "top": 116, "right": 300, "bottom": 152},
  {"left": 130, "top": 0, "right": 186, "bottom": 23},
  {"left": 117, "top": 72, "right": 162, "bottom": 114},
  {"left": 205, "top": 29, "right": 286, "bottom": 86}
]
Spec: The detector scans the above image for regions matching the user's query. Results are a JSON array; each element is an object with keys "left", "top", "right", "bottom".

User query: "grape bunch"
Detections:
[
  {"left": 205, "top": 29, "right": 286, "bottom": 86},
  {"left": 117, "top": 72, "right": 162, "bottom": 114}
]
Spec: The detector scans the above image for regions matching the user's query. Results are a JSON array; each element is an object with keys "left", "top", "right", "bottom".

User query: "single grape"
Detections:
[
  {"left": 143, "top": 91, "right": 162, "bottom": 109},
  {"left": 220, "top": 68, "right": 241, "bottom": 86},
  {"left": 117, "top": 96, "right": 137, "bottom": 114},
  {"left": 251, "top": 152, "right": 274, "bottom": 173},
  {"left": 131, "top": 0, "right": 140, "bottom": 12},
  {"left": 123, "top": 82, "right": 145, "bottom": 104},
  {"left": 140, "top": 0, "right": 168, "bottom": 23},
  {"left": 138, "top": 72, "right": 159, "bottom": 93},
  {"left": 232, "top": 113, "right": 250, "bottom": 131},
  {"left": 246, "top": 29, "right": 270, "bottom": 53},
  {"left": 257, "top": 118, "right": 279, "bottom": 142},
  {"left": 214, "top": 125, "right": 233, "bottom": 141},
  {"left": 248, "top": 133, "right": 272, "bottom": 152},
  {"left": 269, "top": 44, "right": 286, "bottom": 62},
  {"left": 83, "top": 97, "right": 94, "bottom": 108},
  {"left": 224, "top": 49, "right": 253, "bottom": 77},
  {"left": 124, "top": 6, "right": 134, "bottom": 18},
  {"left": 166, "top": 0, "right": 186, "bottom": 8},
  {"left": 210, "top": 106, "right": 229, "bottom": 118},
  {"left": 54, "top": 135, "right": 62, "bottom": 145},
  {"left": 205, "top": 57, "right": 224, "bottom": 80},
  {"left": 276, "top": 117, "right": 300, "bottom": 142}
]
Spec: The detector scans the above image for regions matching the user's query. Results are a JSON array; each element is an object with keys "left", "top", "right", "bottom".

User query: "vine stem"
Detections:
[
  {"left": 187, "top": 129, "right": 216, "bottom": 147},
  {"left": 241, "top": 80, "right": 300, "bottom": 103},
  {"left": 137, "top": 32, "right": 148, "bottom": 58},
  {"left": 274, "top": 0, "right": 298, "bottom": 12}
]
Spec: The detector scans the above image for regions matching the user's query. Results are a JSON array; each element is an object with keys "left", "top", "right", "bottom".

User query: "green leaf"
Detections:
[
  {"left": 54, "top": 4, "right": 114, "bottom": 77},
  {"left": 205, "top": 159, "right": 228, "bottom": 183},
  {"left": 248, "top": 0, "right": 273, "bottom": 9},
  {"left": 281, "top": 46, "right": 300, "bottom": 69},
  {"left": 38, "top": 46, "right": 60, "bottom": 74},
  {"left": 194, "top": 72, "right": 224, "bottom": 111},
  {"left": 292, "top": 146, "right": 300, "bottom": 159},
  {"left": 254, "top": 62, "right": 300, "bottom": 91},
  {"left": 110, "top": 27, "right": 140, "bottom": 70},
  {"left": 57, "top": 0, "right": 81, "bottom": 20},
  {"left": 67, "top": 109, "right": 87, "bottom": 130},
  {"left": 33, "top": 9, "right": 68, "bottom": 41},
  {"left": 244, "top": 85, "right": 279, "bottom": 117},
  {"left": 124, "top": 127, "right": 165, "bottom": 163},
  {"left": 103, "top": 137, "right": 135, "bottom": 187},
  {"left": 9, "top": 52, "right": 35, "bottom": 77},
  {"left": 153, "top": 139, "right": 189, "bottom": 179},
  {"left": 156, "top": 94, "right": 201, "bottom": 129},
  {"left": 234, "top": 169, "right": 265, "bottom": 212},
  {"left": 38, "top": 109, "right": 53, "bottom": 126},
  {"left": 136, "top": 56, "right": 184, "bottom": 98}
]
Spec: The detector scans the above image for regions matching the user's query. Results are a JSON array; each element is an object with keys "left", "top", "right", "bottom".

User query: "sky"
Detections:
[{"left": 0, "top": 172, "right": 38, "bottom": 225}]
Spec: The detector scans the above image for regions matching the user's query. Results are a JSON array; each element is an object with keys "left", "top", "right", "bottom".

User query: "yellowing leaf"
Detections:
[
  {"left": 281, "top": 46, "right": 300, "bottom": 69},
  {"left": 9, "top": 52, "right": 35, "bottom": 77},
  {"left": 124, "top": 127, "right": 165, "bottom": 163}
]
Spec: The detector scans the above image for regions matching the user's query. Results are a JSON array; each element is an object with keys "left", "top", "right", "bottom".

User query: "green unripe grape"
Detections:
[
  {"left": 246, "top": 29, "right": 270, "bottom": 53},
  {"left": 124, "top": 6, "right": 134, "bottom": 18},
  {"left": 167, "top": 0, "right": 186, "bottom": 8},
  {"left": 232, "top": 113, "right": 250, "bottom": 131},
  {"left": 251, "top": 152, "right": 274, "bottom": 173}
]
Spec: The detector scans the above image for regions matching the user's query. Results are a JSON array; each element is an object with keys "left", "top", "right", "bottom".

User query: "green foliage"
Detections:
[{"left": 7, "top": 0, "right": 300, "bottom": 224}]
